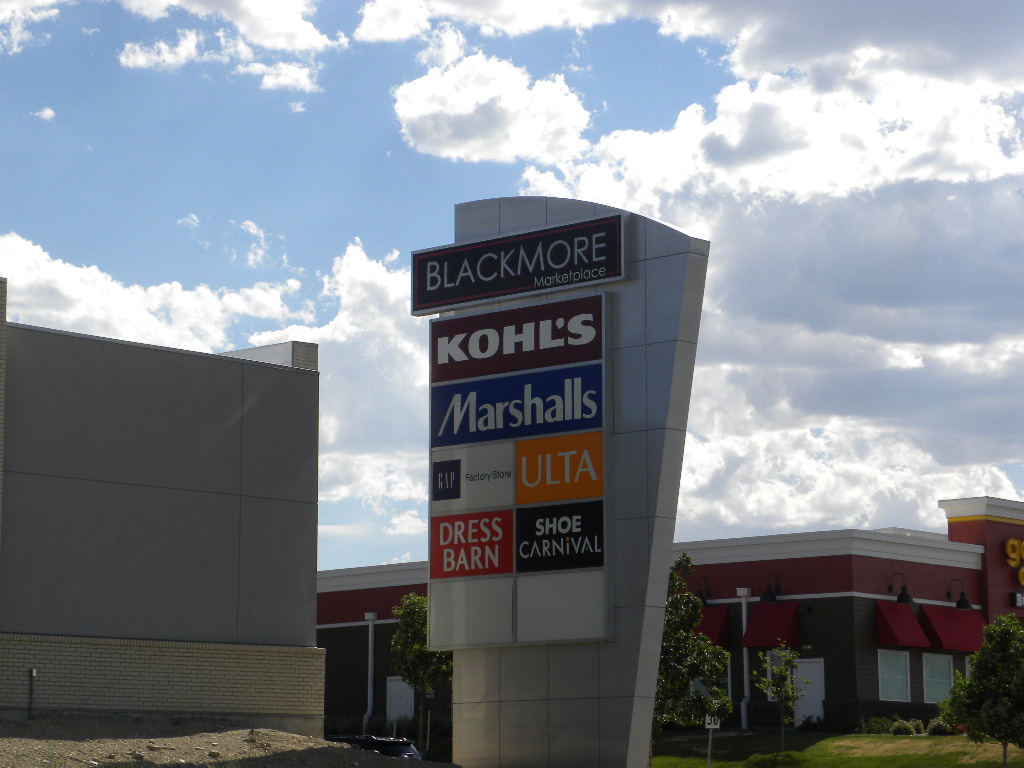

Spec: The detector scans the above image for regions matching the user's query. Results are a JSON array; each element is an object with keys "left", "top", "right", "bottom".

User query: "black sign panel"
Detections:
[
  {"left": 515, "top": 500, "right": 604, "bottom": 573},
  {"left": 412, "top": 216, "right": 622, "bottom": 315},
  {"left": 431, "top": 459, "right": 462, "bottom": 502}
]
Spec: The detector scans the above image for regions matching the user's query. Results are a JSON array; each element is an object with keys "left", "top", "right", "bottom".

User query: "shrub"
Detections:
[
  {"left": 909, "top": 719, "right": 925, "bottom": 735},
  {"left": 796, "top": 715, "right": 823, "bottom": 732},
  {"left": 744, "top": 752, "right": 809, "bottom": 767},
  {"left": 927, "top": 717, "right": 959, "bottom": 736},
  {"left": 889, "top": 719, "right": 916, "bottom": 736},
  {"left": 857, "top": 716, "right": 897, "bottom": 735}
]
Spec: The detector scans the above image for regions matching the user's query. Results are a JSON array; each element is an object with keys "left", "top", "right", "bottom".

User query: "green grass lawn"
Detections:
[{"left": 652, "top": 730, "right": 1024, "bottom": 767}]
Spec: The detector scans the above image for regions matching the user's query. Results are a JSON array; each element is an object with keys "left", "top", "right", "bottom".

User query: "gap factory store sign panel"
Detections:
[{"left": 415, "top": 222, "right": 620, "bottom": 649}]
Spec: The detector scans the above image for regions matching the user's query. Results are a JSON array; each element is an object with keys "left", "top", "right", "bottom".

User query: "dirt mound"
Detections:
[{"left": 0, "top": 715, "right": 459, "bottom": 768}]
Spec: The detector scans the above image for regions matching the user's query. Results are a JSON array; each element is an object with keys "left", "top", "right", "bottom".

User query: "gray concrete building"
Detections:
[{"left": 0, "top": 277, "right": 324, "bottom": 735}]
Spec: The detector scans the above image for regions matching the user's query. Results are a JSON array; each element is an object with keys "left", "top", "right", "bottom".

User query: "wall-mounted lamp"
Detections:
[
  {"left": 696, "top": 577, "right": 711, "bottom": 604},
  {"left": 888, "top": 572, "right": 914, "bottom": 604},
  {"left": 947, "top": 579, "right": 973, "bottom": 610},
  {"left": 760, "top": 572, "right": 781, "bottom": 602}
]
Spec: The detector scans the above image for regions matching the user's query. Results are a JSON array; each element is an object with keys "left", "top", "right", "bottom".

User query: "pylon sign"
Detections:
[
  {"left": 424, "top": 288, "right": 608, "bottom": 648},
  {"left": 413, "top": 199, "right": 708, "bottom": 768}
]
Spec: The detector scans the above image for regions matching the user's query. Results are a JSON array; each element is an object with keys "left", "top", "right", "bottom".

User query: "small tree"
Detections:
[
  {"left": 752, "top": 645, "right": 805, "bottom": 753},
  {"left": 654, "top": 552, "right": 733, "bottom": 729},
  {"left": 941, "top": 614, "right": 1024, "bottom": 768},
  {"left": 391, "top": 593, "right": 453, "bottom": 748}
]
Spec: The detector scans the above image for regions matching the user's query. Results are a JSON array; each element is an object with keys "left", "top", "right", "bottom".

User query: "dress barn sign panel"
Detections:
[{"left": 411, "top": 216, "right": 623, "bottom": 315}]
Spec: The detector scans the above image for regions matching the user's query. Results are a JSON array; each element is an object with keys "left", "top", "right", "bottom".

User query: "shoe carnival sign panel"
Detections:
[
  {"left": 412, "top": 216, "right": 622, "bottom": 315},
  {"left": 430, "top": 363, "right": 602, "bottom": 449},
  {"left": 431, "top": 295, "right": 603, "bottom": 384},
  {"left": 515, "top": 500, "right": 604, "bottom": 573},
  {"left": 430, "top": 509, "right": 515, "bottom": 579}
]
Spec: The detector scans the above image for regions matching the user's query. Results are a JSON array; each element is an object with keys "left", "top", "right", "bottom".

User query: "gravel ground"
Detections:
[{"left": 0, "top": 715, "right": 460, "bottom": 768}]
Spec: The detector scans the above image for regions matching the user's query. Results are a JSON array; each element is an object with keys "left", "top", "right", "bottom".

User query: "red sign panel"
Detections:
[
  {"left": 430, "top": 509, "right": 515, "bottom": 579},
  {"left": 431, "top": 295, "right": 603, "bottom": 383}
]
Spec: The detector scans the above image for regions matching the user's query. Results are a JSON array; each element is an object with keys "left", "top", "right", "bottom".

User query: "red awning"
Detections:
[
  {"left": 696, "top": 604, "right": 731, "bottom": 648},
  {"left": 919, "top": 604, "right": 987, "bottom": 652},
  {"left": 742, "top": 601, "right": 799, "bottom": 648},
  {"left": 876, "top": 600, "right": 930, "bottom": 648}
]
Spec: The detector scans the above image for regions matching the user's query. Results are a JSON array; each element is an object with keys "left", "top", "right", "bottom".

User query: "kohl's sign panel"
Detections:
[
  {"left": 431, "top": 295, "right": 603, "bottom": 383},
  {"left": 430, "top": 363, "right": 602, "bottom": 449},
  {"left": 412, "top": 216, "right": 623, "bottom": 315}
]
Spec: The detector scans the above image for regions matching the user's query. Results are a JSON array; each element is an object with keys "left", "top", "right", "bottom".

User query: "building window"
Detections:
[
  {"left": 878, "top": 650, "right": 910, "bottom": 701},
  {"left": 923, "top": 654, "right": 954, "bottom": 703}
]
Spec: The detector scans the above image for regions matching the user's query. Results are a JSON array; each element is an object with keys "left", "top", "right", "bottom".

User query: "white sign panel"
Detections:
[{"left": 430, "top": 442, "right": 515, "bottom": 514}]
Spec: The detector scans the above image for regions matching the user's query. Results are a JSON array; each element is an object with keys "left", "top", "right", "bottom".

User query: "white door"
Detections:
[
  {"left": 794, "top": 659, "right": 825, "bottom": 725},
  {"left": 386, "top": 676, "right": 415, "bottom": 723}
]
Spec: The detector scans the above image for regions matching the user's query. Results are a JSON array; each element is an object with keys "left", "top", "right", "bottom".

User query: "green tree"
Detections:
[
  {"left": 391, "top": 593, "right": 453, "bottom": 748},
  {"left": 752, "top": 645, "right": 805, "bottom": 753},
  {"left": 654, "top": 552, "right": 733, "bottom": 730},
  {"left": 941, "top": 614, "right": 1024, "bottom": 768}
]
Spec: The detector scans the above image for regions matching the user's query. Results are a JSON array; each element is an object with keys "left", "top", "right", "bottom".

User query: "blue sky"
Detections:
[{"left": 2, "top": 0, "right": 1023, "bottom": 569}]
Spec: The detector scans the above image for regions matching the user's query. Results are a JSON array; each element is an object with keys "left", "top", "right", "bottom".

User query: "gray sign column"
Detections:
[{"left": 431, "top": 197, "right": 707, "bottom": 768}]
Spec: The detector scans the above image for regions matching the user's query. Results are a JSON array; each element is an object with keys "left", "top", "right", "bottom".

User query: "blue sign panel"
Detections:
[{"left": 430, "top": 363, "right": 603, "bottom": 448}]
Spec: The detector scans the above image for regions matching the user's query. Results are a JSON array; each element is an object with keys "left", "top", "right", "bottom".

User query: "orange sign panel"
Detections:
[{"left": 516, "top": 430, "right": 603, "bottom": 505}]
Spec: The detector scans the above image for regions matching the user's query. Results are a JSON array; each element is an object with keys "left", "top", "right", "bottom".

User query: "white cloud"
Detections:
[
  {"left": 354, "top": 0, "right": 432, "bottom": 42},
  {"left": 234, "top": 61, "right": 321, "bottom": 92},
  {"left": 117, "top": 0, "right": 343, "bottom": 53},
  {"left": 394, "top": 52, "right": 590, "bottom": 163},
  {"left": 354, "top": 0, "right": 1024, "bottom": 88},
  {"left": 31, "top": 106, "right": 55, "bottom": 120},
  {"left": 249, "top": 239, "right": 428, "bottom": 385},
  {"left": 82, "top": 26, "right": 98, "bottom": 35},
  {"left": 677, "top": 364, "right": 1020, "bottom": 539},
  {"left": 177, "top": 213, "right": 199, "bottom": 228},
  {"left": 119, "top": 28, "right": 203, "bottom": 69},
  {"left": 0, "top": 0, "right": 63, "bottom": 54},
  {"left": 416, "top": 22, "right": 465, "bottom": 68},
  {"left": 386, "top": 552, "right": 414, "bottom": 564},
  {"left": 319, "top": 451, "right": 426, "bottom": 511},
  {"left": 289, "top": 101, "right": 306, "bottom": 112},
  {"left": 355, "top": 0, "right": 620, "bottom": 41},
  {"left": 318, "top": 522, "right": 374, "bottom": 538},
  {"left": 523, "top": 70, "right": 1024, "bottom": 210},
  {"left": 384, "top": 509, "right": 428, "bottom": 536},
  {"left": 0, "top": 232, "right": 312, "bottom": 352},
  {"left": 238, "top": 219, "right": 268, "bottom": 266}
]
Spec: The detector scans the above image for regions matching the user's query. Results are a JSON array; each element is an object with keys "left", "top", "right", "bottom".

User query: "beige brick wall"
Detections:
[{"left": 0, "top": 632, "right": 325, "bottom": 734}]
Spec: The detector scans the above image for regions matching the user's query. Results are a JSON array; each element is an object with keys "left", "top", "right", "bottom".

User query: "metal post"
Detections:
[
  {"left": 737, "top": 587, "right": 752, "bottom": 730},
  {"left": 706, "top": 726, "right": 713, "bottom": 768},
  {"left": 28, "top": 668, "right": 38, "bottom": 719},
  {"left": 362, "top": 612, "right": 377, "bottom": 735}
]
